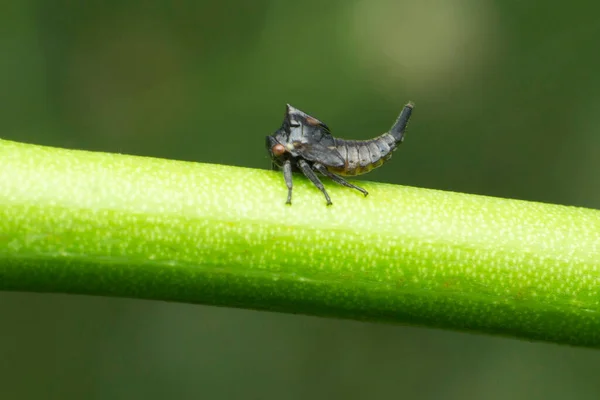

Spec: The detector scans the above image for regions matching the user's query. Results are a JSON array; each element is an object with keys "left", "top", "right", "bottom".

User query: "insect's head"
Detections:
[
  {"left": 266, "top": 104, "right": 330, "bottom": 169},
  {"left": 265, "top": 104, "right": 302, "bottom": 168},
  {"left": 265, "top": 134, "right": 286, "bottom": 169}
]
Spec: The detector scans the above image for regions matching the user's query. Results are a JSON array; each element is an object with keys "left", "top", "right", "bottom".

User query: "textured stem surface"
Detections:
[{"left": 1, "top": 139, "right": 599, "bottom": 347}]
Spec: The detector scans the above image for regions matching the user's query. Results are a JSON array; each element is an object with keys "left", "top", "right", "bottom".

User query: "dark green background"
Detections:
[{"left": 2, "top": 1, "right": 600, "bottom": 398}]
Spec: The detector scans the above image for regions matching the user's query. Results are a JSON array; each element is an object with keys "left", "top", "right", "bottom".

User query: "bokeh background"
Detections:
[{"left": 2, "top": 1, "right": 600, "bottom": 399}]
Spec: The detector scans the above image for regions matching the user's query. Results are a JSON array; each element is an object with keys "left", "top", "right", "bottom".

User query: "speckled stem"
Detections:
[{"left": 1, "top": 138, "right": 600, "bottom": 347}]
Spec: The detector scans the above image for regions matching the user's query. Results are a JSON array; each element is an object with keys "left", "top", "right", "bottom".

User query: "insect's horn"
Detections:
[
  {"left": 285, "top": 104, "right": 298, "bottom": 116},
  {"left": 284, "top": 104, "right": 309, "bottom": 127},
  {"left": 389, "top": 102, "right": 414, "bottom": 143}
]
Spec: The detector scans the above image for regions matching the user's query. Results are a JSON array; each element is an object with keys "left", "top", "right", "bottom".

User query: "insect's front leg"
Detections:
[
  {"left": 283, "top": 159, "right": 293, "bottom": 205},
  {"left": 312, "top": 163, "right": 368, "bottom": 197},
  {"left": 297, "top": 159, "right": 332, "bottom": 206}
]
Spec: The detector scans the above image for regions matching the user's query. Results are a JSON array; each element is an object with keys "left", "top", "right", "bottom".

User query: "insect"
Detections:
[{"left": 266, "top": 102, "right": 414, "bottom": 205}]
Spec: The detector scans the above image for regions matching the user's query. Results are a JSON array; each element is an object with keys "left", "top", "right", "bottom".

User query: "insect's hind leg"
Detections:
[
  {"left": 297, "top": 159, "right": 332, "bottom": 205},
  {"left": 313, "top": 163, "right": 368, "bottom": 197}
]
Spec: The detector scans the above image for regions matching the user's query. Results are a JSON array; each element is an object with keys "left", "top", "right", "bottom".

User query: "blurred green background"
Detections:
[{"left": 2, "top": 0, "right": 600, "bottom": 399}]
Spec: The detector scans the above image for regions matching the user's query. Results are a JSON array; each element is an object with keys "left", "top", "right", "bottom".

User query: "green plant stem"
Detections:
[{"left": 1, "top": 138, "right": 600, "bottom": 347}]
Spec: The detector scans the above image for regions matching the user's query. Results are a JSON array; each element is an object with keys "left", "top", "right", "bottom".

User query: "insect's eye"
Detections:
[{"left": 272, "top": 143, "right": 286, "bottom": 156}]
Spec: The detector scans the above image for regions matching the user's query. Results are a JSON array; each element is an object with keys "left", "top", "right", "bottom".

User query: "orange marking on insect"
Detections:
[{"left": 305, "top": 116, "right": 321, "bottom": 126}]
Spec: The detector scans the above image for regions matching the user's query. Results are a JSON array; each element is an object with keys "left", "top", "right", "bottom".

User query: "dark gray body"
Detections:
[{"left": 266, "top": 103, "right": 414, "bottom": 205}]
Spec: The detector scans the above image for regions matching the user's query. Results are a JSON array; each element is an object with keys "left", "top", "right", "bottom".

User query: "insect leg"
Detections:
[
  {"left": 283, "top": 159, "right": 293, "bottom": 205},
  {"left": 313, "top": 163, "right": 368, "bottom": 197},
  {"left": 297, "top": 159, "right": 332, "bottom": 205},
  {"left": 389, "top": 102, "right": 414, "bottom": 143}
]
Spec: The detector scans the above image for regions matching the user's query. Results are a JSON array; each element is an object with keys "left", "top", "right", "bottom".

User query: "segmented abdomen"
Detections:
[{"left": 329, "top": 133, "right": 398, "bottom": 176}]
